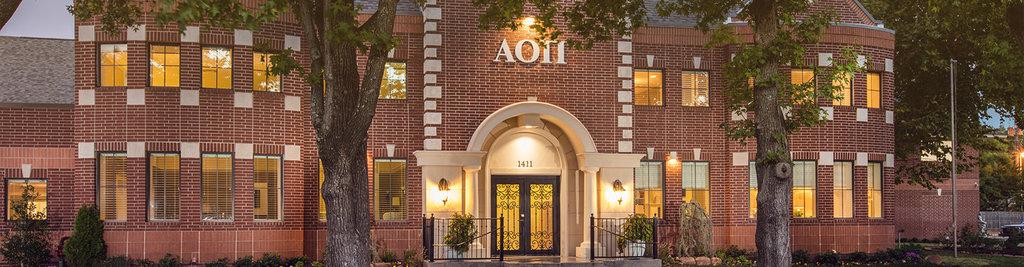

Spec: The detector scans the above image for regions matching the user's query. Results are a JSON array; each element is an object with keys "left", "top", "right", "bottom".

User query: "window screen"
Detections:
[
  {"left": 7, "top": 179, "right": 47, "bottom": 220},
  {"left": 682, "top": 162, "right": 710, "bottom": 214},
  {"left": 98, "top": 153, "right": 128, "bottom": 221},
  {"left": 150, "top": 45, "right": 181, "bottom": 87},
  {"left": 793, "top": 161, "right": 817, "bottom": 218},
  {"left": 253, "top": 155, "right": 282, "bottom": 220},
  {"left": 374, "top": 159, "right": 406, "bottom": 221},
  {"left": 149, "top": 153, "right": 180, "bottom": 220},
  {"left": 201, "top": 154, "right": 233, "bottom": 220},
  {"left": 833, "top": 162, "right": 853, "bottom": 218},
  {"left": 633, "top": 161, "right": 663, "bottom": 217},
  {"left": 99, "top": 44, "right": 128, "bottom": 87}
]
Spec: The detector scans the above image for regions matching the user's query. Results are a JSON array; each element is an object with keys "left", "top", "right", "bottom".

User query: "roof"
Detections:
[
  {"left": 0, "top": 36, "right": 74, "bottom": 105},
  {"left": 356, "top": 0, "right": 422, "bottom": 16},
  {"left": 644, "top": 0, "right": 742, "bottom": 28}
]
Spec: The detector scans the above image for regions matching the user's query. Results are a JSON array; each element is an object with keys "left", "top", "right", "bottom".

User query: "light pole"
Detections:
[{"left": 950, "top": 59, "right": 959, "bottom": 258}]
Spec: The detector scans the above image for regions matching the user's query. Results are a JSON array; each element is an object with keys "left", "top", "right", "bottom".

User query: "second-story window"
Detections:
[
  {"left": 791, "top": 69, "right": 816, "bottom": 105},
  {"left": 867, "top": 73, "right": 881, "bottom": 108},
  {"left": 379, "top": 62, "right": 407, "bottom": 99},
  {"left": 253, "top": 52, "right": 281, "bottom": 92},
  {"left": 150, "top": 45, "right": 181, "bottom": 87},
  {"left": 99, "top": 44, "right": 128, "bottom": 87},
  {"left": 832, "top": 73, "right": 852, "bottom": 106},
  {"left": 681, "top": 71, "right": 709, "bottom": 106},
  {"left": 202, "top": 47, "right": 233, "bottom": 89},
  {"left": 634, "top": 69, "right": 663, "bottom": 106}
]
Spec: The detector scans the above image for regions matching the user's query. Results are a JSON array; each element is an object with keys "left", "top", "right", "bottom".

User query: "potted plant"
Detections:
[
  {"left": 617, "top": 214, "right": 653, "bottom": 257},
  {"left": 443, "top": 212, "right": 476, "bottom": 259}
]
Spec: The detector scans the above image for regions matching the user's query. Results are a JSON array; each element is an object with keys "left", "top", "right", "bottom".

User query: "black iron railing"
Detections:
[
  {"left": 423, "top": 215, "right": 505, "bottom": 262},
  {"left": 590, "top": 214, "right": 659, "bottom": 260}
]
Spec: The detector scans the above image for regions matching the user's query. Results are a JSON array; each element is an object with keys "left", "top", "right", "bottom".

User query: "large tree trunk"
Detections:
[
  {"left": 750, "top": 1, "right": 793, "bottom": 266},
  {"left": 0, "top": 0, "right": 22, "bottom": 30}
]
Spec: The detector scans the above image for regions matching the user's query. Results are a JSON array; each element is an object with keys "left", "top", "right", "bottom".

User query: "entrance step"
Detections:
[{"left": 425, "top": 257, "right": 661, "bottom": 267}]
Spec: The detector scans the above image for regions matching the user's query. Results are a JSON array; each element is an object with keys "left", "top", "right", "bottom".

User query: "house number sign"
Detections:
[
  {"left": 494, "top": 39, "right": 567, "bottom": 64},
  {"left": 516, "top": 161, "right": 534, "bottom": 168}
]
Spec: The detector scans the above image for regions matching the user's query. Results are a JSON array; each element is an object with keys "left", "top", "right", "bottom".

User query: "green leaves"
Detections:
[{"left": 472, "top": 0, "right": 648, "bottom": 49}]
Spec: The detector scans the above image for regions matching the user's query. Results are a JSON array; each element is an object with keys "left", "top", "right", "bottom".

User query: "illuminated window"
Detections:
[
  {"left": 6, "top": 179, "right": 47, "bottom": 220},
  {"left": 201, "top": 47, "right": 233, "bottom": 89},
  {"left": 634, "top": 69, "right": 663, "bottom": 106},
  {"left": 633, "top": 161, "right": 663, "bottom": 217},
  {"left": 833, "top": 162, "right": 853, "bottom": 218},
  {"left": 150, "top": 45, "right": 180, "bottom": 87},
  {"left": 201, "top": 154, "right": 233, "bottom": 220},
  {"left": 253, "top": 52, "right": 281, "bottom": 92},
  {"left": 868, "top": 162, "right": 883, "bottom": 218},
  {"left": 791, "top": 69, "right": 816, "bottom": 105},
  {"left": 682, "top": 162, "right": 710, "bottom": 215},
  {"left": 98, "top": 153, "right": 127, "bottom": 221},
  {"left": 749, "top": 162, "right": 757, "bottom": 219},
  {"left": 149, "top": 153, "right": 180, "bottom": 220},
  {"left": 793, "top": 161, "right": 816, "bottom": 218},
  {"left": 374, "top": 159, "right": 406, "bottom": 221},
  {"left": 832, "top": 73, "right": 852, "bottom": 106},
  {"left": 682, "top": 71, "right": 709, "bottom": 106},
  {"left": 99, "top": 44, "right": 128, "bottom": 87},
  {"left": 319, "top": 161, "right": 326, "bottom": 221},
  {"left": 379, "top": 62, "right": 407, "bottom": 99},
  {"left": 254, "top": 155, "right": 282, "bottom": 220},
  {"left": 867, "top": 73, "right": 881, "bottom": 108}
]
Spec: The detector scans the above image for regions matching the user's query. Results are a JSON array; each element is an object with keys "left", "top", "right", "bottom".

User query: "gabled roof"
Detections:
[{"left": 0, "top": 36, "right": 74, "bottom": 105}]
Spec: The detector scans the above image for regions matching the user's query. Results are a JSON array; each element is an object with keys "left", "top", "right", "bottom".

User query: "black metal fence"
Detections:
[
  {"left": 590, "top": 214, "right": 659, "bottom": 260},
  {"left": 422, "top": 215, "right": 505, "bottom": 262}
]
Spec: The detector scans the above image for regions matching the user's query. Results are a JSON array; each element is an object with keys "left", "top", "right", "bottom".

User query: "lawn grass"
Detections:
[{"left": 926, "top": 250, "right": 1024, "bottom": 266}]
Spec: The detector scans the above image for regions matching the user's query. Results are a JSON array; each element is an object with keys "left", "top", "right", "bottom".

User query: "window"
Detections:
[
  {"left": 749, "top": 162, "right": 757, "bottom": 219},
  {"left": 634, "top": 161, "right": 663, "bottom": 217},
  {"left": 99, "top": 44, "right": 128, "bottom": 87},
  {"left": 868, "top": 162, "right": 883, "bottom": 218},
  {"left": 98, "top": 153, "right": 127, "bottom": 221},
  {"left": 634, "top": 69, "right": 663, "bottom": 106},
  {"left": 832, "top": 73, "right": 852, "bottom": 106},
  {"left": 791, "top": 69, "right": 816, "bottom": 105},
  {"left": 201, "top": 154, "right": 233, "bottom": 220},
  {"left": 681, "top": 71, "right": 709, "bottom": 106},
  {"left": 867, "top": 73, "right": 881, "bottom": 108},
  {"left": 253, "top": 52, "right": 281, "bottom": 92},
  {"left": 150, "top": 45, "right": 180, "bottom": 87},
  {"left": 254, "top": 155, "right": 282, "bottom": 220},
  {"left": 793, "top": 161, "right": 816, "bottom": 218},
  {"left": 6, "top": 179, "right": 47, "bottom": 220},
  {"left": 374, "top": 159, "right": 406, "bottom": 221},
  {"left": 379, "top": 62, "right": 407, "bottom": 99},
  {"left": 833, "top": 162, "right": 853, "bottom": 218},
  {"left": 149, "top": 153, "right": 180, "bottom": 220},
  {"left": 681, "top": 162, "right": 710, "bottom": 215},
  {"left": 201, "top": 47, "right": 232, "bottom": 89},
  {"left": 319, "top": 161, "right": 326, "bottom": 221}
]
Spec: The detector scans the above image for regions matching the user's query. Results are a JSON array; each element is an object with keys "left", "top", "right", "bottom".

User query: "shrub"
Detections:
[
  {"left": 205, "top": 257, "right": 231, "bottom": 267},
  {"left": 791, "top": 250, "right": 811, "bottom": 265},
  {"left": 1004, "top": 232, "right": 1024, "bottom": 255},
  {"left": 287, "top": 256, "right": 311, "bottom": 266},
  {"left": 233, "top": 256, "right": 255, "bottom": 267},
  {"left": 813, "top": 251, "right": 840, "bottom": 266},
  {"left": 257, "top": 253, "right": 285, "bottom": 266},
  {"left": 846, "top": 251, "right": 869, "bottom": 263},
  {"left": 102, "top": 255, "right": 132, "bottom": 267},
  {"left": 616, "top": 213, "right": 653, "bottom": 253},
  {"left": 63, "top": 205, "right": 106, "bottom": 267},
  {"left": 379, "top": 250, "right": 399, "bottom": 263},
  {"left": 715, "top": 246, "right": 753, "bottom": 266},
  {"left": 158, "top": 254, "right": 181, "bottom": 267},
  {"left": 443, "top": 212, "right": 476, "bottom": 254},
  {"left": 0, "top": 184, "right": 52, "bottom": 266},
  {"left": 401, "top": 250, "right": 421, "bottom": 266}
]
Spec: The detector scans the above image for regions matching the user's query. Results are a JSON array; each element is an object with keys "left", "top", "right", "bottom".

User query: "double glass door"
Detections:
[{"left": 491, "top": 176, "right": 559, "bottom": 255}]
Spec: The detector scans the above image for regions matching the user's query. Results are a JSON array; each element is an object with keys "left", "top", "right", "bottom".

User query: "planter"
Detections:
[
  {"left": 446, "top": 250, "right": 467, "bottom": 259},
  {"left": 625, "top": 242, "right": 646, "bottom": 257}
]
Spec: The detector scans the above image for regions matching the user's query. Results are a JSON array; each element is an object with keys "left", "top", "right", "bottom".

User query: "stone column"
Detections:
[
  {"left": 464, "top": 166, "right": 487, "bottom": 256},
  {"left": 576, "top": 167, "right": 602, "bottom": 259}
]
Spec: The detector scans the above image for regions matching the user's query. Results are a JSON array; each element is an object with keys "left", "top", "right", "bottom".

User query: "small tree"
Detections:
[
  {"left": 0, "top": 184, "right": 52, "bottom": 266},
  {"left": 63, "top": 205, "right": 106, "bottom": 267}
]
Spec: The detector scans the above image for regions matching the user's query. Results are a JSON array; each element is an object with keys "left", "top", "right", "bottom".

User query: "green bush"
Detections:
[
  {"left": 257, "top": 253, "right": 285, "bottom": 266},
  {"left": 846, "top": 251, "right": 869, "bottom": 263},
  {"left": 158, "top": 253, "right": 181, "bottom": 267},
  {"left": 1004, "top": 232, "right": 1024, "bottom": 255},
  {"left": 63, "top": 205, "right": 106, "bottom": 267},
  {"left": 205, "top": 257, "right": 231, "bottom": 267},
  {"left": 715, "top": 246, "right": 753, "bottom": 265},
  {"left": 813, "top": 251, "right": 840, "bottom": 266},
  {"left": 791, "top": 250, "right": 811, "bottom": 265},
  {"left": 0, "top": 184, "right": 52, "bottom": 266},
  {"left": 401, "top": 250, "right": 421, "bottom": 266},
  {"left": 287, "top": 255, "right": 311, "bottom": 266},
  {"left": 443, "top": 213, "right": 476, "bottom": 254},
  {"left": 233, "top": 256, "right": 255, "bottom": 267},
  {"left": 616, "top": 214, "right": 653, "bottom": 253}
]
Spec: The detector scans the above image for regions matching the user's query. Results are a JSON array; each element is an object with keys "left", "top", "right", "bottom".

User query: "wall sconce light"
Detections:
[
  {"left": 612, "top": 179, "right": 625, "bottom": 204},
  {"left": 521, "top": 16, "right": 537, "bottom": 28},
  {"left": 438, "top": 178, "right": 450, "bottom": 205},
  {"left": 668, "top": 151, "right": 679, "bottom": 164}
]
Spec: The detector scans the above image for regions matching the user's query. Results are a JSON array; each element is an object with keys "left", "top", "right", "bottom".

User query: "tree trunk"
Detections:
[
  {"left": 750, "top": 2, "right": 793, "bottom": 266},
  {"left": 0, "top": 0, "right": 21, "bottom": 30}
]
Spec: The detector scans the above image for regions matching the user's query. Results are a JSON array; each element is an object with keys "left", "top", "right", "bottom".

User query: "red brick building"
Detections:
[{"left": 0, "top": 0, "right": 901, "bottom": 263}]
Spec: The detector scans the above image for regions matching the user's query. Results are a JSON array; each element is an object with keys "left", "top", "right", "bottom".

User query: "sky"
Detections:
[
  {"left": 0, "top": 0, "right": 1016, "bottom": 129},
  {"left": 0, "top": 0, "right": 74, "bottom": 39}
]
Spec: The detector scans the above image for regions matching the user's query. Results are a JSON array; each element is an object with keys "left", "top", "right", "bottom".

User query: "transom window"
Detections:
[
  {"left": 681, "top": 162, "right": 710, "bottom": 215},
  {"left": 99, "top": 44, "right": 128, "bottom": 87},
  {"left": 634, "top": 161, "right": 663, "bottom": 217},
  {"left": 150, "top": 45, "right": 181, "bottom": 87},
  {"left": 793, "top": 161, "right": 817, "bottom": 218},
  {"left": 254, "top": 155, "right": 282, "bottom": 220},
  {"left": 833, "top": 162, "right": 853, "bottom": 218},
  {"left": 149, "top": 153, "right": 180, "bottom": 220},
  {"left": 379, "top": 62, "right": 407, "bottom": 99},
  {"left": 201, "top": 47, "right": 233, "bottom": 89},
  {"left": 681, "top": 71, "right": 709, "bottom": 106},
  {"left": 253, "top": 52, "right": 281, "bottom": 92},
  {"left": 98, "top": 153, "right": 128, "bottom": 221},
  {"left": 867, "top": 73, "right": 881, "bottom": 108},
  {"left": 6, "top": 179, "right": 47, "bottom": 220},
  {"left": 201, "top": 154, "right": 233, "bottom": 220},
  {"left": 374, "top": 159, "right": 406, "bottom": 221},
  {"left": 634, "top": 69, "right": 663, "bottom": 106}
]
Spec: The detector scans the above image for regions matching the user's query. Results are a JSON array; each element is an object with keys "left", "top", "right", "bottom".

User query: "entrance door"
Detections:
[{"left": 491, "top": 176, "right": 559, "bottom": 255}]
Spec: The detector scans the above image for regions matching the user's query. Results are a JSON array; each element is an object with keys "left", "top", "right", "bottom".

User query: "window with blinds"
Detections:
[
  {"left": 682, "top": 162, "right": 710, "bottom": 215},
  {"left": 634, "top": 69, "right": 663, "bottom": 106},
  {"left": 201, "top": 47, "right": 233, "bottom": 89},
  {"left": 99, "top": 44, "right": 128, "bottom": 87},
  {"left": 681, "top": 71, "right": 709, "bottom": 106},
  {"left": 150, "top": 45, "right": 181, "bottom": 87},
  {"left": 253, "top": 52, "right": 281, "bottom": 92},
  {"left": 98, "top": 153, "right": 128, "bottom": 221},
  {"left": 319, "top": 161, "right": 326, "bottom": 221},
  {"left": 254, "top": 155, "right": 282, "bottom": 220},
  {"left": 833, "top": 162, "right": 854, "bottom": 218},
  {"left": 379, "top": 62, "right": 407, "bottom": 99},
  {"left": 633, "top": 161, "right": 663, "bottom": 217},
  {"left": 374, "top": 159, "right": 406, "bottom": 221},
  {"left": 201, "top": 154, "right": 233, "bottom": 220},
  {"left": 868, "top": 162, "right": 883, "bottom": 218},
  {"left": 867, "top": 73, "right": 881, "bottom": 108},
  {"left": 7, "top": 179, "right": 47, "bottom": 220},
  {"left": 791, "top": 69, "right": 816, "bottom": 105},
  {"left": 793, "top": 161, "right": 817, "bottom": 218},
  {"left": 749, "top": 162, "right": 757, "bottom": 219},
  {"left": 149, "top": 153, "right": 180, "bottom": 220}
]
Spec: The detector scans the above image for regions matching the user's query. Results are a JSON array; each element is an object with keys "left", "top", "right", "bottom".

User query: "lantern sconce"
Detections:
[
  {"left": 612, "top": 179, "right": 625, "bottom": 205},
  {"left": 438, "top": 178, "right": 450, "bottom": 205}
]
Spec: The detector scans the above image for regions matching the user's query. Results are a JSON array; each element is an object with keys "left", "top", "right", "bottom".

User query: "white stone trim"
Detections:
[
  {"left": 621, "top": 55, "right": 632, "bottom": 65},
  {"left": 617, "top": 91, "right": 632, "bottom": 103},
  {"left": 424, "top": 59, "right": 442, "bottom": 72},
  {"left": 617, "top": 66, "right": 632, "bottom": 78},
  {"left": 284, "top": 35, "right": 302, "bottom": 51},
  {"left": 693, "top": 148, "right": 702, "bottom": 161},
  {"left": 645, "top": 55, "right": 654, "bottom": 67},
  {"left": 424, "top": 127, "right": 437, "bottom": 136},
  {"left": 234, "top": 29, "right": 253, "bottom": 46},
  {"left": 78, "top": 25, "right": 95, "bottom": 42},
  {"left": 127, "top": 142, "right": 145, "bottom": 158},
  {"left": 424, "top": 112, "right": 442, "bottom": 125},
  {"left": 885, "top": 110, "right": 894, "bottom": 124},
  {"left": 732, "top": 152, "right": 749, "bottom": 166},
  {"left": 423, "top": 7, "right": 441, "bottom": 20},
  {"left": 127, "top": 25, "right": 146, "bottom": 41},
  {"left": 818, "top": 53, "right": 834, "bottom": 67},
  {"left": 424, "top": 86, "right": 442, "bottom": 99},
  {"left": 617, "top": 116, "right": 632, "bottom": 128},
  {"left": 424, "top": 21, "right": 437, "bottom": 32},
  {"left": 234, "top": 91, "right": 253, "bottom": 108},
  {"left": 78, "top": 89, "right": 95, "bottom": 106},
  {"left": 234, "top": 143, "right": 254, "bottom": 159},
  {"left": 78, "top": 142, "right": 95, "bottom": 159},
  {"left": 622, "top": 105, "right": 633, "bottom": 114},
  {"left": 424, "top": 74, "right": 437, "bottom": 84},
  {"left": 424, "top": 101, "right": 437, "bottom": 110},
  {"left": 424, "top": 139, "right": 442, "bottom": 150},
  {"left": 180, "top": 89, "right": 199, "bottom": 106},
  {"left": 884, "top": 59, "right": 894, "bottom": 73},
  {"left": 424, "top": 34, "right": 442, "bottom": 46},
  {"left": 181, "top": 26, "right": 200, "bottom": 43},
  {"left": 856, "top": 108, "right": 868, "bottom": 122},
  {"left": 692, "top": 57, "right": 702, "bottom": 69},
  {"left": 617, "top": 41, "right": 632, "bottom": 53},
  {"left": 617, "top": 141, "right": 633, "bottom": 153},
  {"left": 284, "top": 145, "right": 301, "bottom": 161},
  {"left": 181, "top": 142, "right": 200, "bottom": 159},
  {"left": 856, "top": 55, "right": 867, "bottom": 68},
  {"left": 818, "top": 152, "right": 834, "bottom": 166},
  {"left": 284, "top": 96, "right": 301, "bottom": 111},
  {"left": 731, "top": 110, "right": 747, "bottom": 121},
  {"left": 126, "top": 89, "right": 146, "bottom": 105},
  {"left": 884, "top": 154, "right": 895, "bottom": 167},
  {"left": 856, "top": 153, "right": 869, "bottom": 166},
  {"left": 821, "top": 107, "right": 834, "bottom": 120},
  {"left": 622, "top": 130, "right": 633, "bottom": 139}
]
